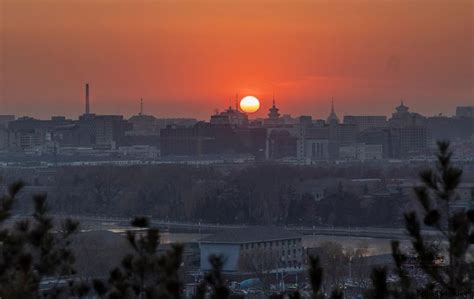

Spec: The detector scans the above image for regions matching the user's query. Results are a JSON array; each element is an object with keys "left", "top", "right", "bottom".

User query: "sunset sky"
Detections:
[{"left": 1, "top": 0, "right": 473, "bottom": 120}]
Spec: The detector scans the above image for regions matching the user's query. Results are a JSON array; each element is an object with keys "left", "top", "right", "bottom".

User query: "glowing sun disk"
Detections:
[{"left": 240, "top": 96, "right": 260, "bottom": 113}]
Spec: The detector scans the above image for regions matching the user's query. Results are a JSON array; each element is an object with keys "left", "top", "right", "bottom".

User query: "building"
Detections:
[
  {"left": 0, "top": 115, "right": 15, "bottom": 129},
  {"left": 210, "top": 103, "right": 248, "bottom": 127},
  {"left": 455, "top": 106, "right": 474, "bottom": 141},
  {"left": 297, "top": 139, "right": 329, "bottom": 162},
  {"left": 296, "top": 126, "right": 329, "bottom": 162},
  {"left": 388, "top": 102, "right": 428, "bottom": 157},
  {"left": 159, "top": 121, "right": 265, "bottom": 158},
  {"left": 128, "top": 102, "right": 159, "bottom": 136},
  {"left": 266, "top": 128, "right": 298, "bottom": 160},
  {"left": 456, "top": 106, "right": 474, "bottom": 118},
  {"left": 77, "top": 114, "right": 132, "bottom": 149},
  {"left": 388, "top": 101, "right": 425, "bottom": 128},
  {"left": 357, "top": 128, "right": 392, "bottom": 158},
  {"left": 425, "top": 116, "right": 467, "bottom": 146},
  {"left": 199, "top": 227, "right": 303, "bottom": 272},
  {"left": 343, "top": 115, "right": 387, "bottom": 132},
  {"left": 6, "top": 116, "right": 74, "bottom": 152},
  {"left": 324, "top": 101, "right": 358, "bottom": 159},
  {"left": 390, "top": 126, "right": 428, "bottom": 157},
  {"left": 339, "top": 143, "right": 383, "bottom": 161},
  {"left": 118, "top": 145, "right": 159, "bottom": 159}
]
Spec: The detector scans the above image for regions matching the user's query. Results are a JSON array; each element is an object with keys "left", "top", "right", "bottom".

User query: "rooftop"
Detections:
[{"left": 199, "top": 226, "right": 301, "bottom": 244}]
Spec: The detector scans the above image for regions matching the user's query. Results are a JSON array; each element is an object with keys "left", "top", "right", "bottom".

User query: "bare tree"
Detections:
[{"left": 238, "top": 248, "right": 281, "bottom": 291}]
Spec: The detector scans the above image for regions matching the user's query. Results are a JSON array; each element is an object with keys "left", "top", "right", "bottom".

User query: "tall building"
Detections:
[
  {"left": 324, "top": 101, "right": 358, "bottom": 159},
  {"left": 388, "top": 102, "right": 428, "bottom": 157}
]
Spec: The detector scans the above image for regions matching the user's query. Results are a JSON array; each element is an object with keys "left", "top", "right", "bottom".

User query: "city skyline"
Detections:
[
  {"left": 1, "top": 0, "right": 472, "bottom": 119},
  {"left": 1, "top": 82, "right": 471, "bottom": 121}
]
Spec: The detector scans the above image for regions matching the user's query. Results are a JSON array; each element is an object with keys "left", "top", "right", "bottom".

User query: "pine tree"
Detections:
[
  {"left": 0, "top": 182, "right": 81, "bottom": 298},
  {"left": 367, "top": 141, "right": 474, "bottom": 298},
  {"left": 93, "top": 217, "right": 183, "bottom": 298}
]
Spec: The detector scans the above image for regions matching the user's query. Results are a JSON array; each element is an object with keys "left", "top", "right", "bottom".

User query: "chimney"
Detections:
[{"left": 85, "top": 83, "right": 90, "bottom": 114}]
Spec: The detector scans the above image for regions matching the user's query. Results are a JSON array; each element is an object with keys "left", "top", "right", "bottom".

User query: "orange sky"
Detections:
[{"left": 1, "top": 0, "right": 473, "bottom": 119}]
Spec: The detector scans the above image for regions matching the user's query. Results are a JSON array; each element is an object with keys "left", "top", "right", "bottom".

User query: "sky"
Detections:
[{"left": 1, "top": 0, "right": 473, "bottom": 120}]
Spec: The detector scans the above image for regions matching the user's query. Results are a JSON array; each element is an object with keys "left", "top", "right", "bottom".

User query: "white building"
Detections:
[{"left": 199, "top": 227, "right": 303, "bottom": 272}]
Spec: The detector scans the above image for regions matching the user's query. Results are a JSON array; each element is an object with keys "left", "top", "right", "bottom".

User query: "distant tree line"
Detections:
[{"left": 19, "top": 163, "right": 408, "bottom": 227}]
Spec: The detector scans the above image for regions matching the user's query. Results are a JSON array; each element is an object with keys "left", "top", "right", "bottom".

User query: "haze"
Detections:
[{"left": 1, "top": 0, "right": 473, "bottom": 119}]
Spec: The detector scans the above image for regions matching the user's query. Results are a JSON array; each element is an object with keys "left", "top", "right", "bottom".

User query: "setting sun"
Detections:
[{"left": 240, "top": 96, "right": 260, "bottom": 113}]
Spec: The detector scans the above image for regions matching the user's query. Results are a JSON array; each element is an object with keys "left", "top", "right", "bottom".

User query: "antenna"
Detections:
[{"left": 140, "top": 98, "right": 143, "bottom": 115}]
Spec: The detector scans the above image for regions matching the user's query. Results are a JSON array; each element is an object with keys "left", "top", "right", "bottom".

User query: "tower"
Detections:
[
  {"left": 268, "top": 94, "right": 280, "bottom": 120},
  {"left": 85, "top": 83, "right": 90, "bottom": 114},
  {"left": 139, "top": 98, "right": 144, "bottom": 116},
  {"left": 327, "top": 98, "right": 339, "bottom": 125}
]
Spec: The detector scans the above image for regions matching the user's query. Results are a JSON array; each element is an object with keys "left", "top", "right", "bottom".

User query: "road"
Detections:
[{"left": 26, "top": 214, "right": 433, "bottom": 240}]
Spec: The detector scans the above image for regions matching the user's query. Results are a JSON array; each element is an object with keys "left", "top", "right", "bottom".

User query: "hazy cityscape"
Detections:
[
  {"left": 1, "top": 83, "right": 473, "bottom": 164},
  {"left": 0, "top": 84, "right": 472, "bottom": 298},
  {"left": 1, "top": 0, "right": 473, "bottom": 298}
]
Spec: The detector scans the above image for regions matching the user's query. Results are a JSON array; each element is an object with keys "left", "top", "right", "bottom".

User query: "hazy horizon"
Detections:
[{"left": 1, "top": 0, "right": 473, "bottom": 120}]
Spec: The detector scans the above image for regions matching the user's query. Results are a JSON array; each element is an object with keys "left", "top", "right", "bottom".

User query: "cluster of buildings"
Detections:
[
  {"left": 153, "top": 99, "right": 474, "bottom": 162},
  {"left": 0, "top": 84, "right": 473, "bottom": 163}
]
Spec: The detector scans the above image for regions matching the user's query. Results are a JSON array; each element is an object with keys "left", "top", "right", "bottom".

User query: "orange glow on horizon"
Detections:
[{"left": 1, "top": 0, "right": 472, "bottom": 118}]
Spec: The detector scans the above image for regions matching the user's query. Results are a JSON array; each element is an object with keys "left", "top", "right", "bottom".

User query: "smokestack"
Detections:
[{"left": 85, "top": 83, "right": 90, "bottom": 114}]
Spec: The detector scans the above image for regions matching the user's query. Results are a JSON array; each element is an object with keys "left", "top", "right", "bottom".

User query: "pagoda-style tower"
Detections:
[{"left": 268, "top": 97, "right": 280, "bottom": 120}]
